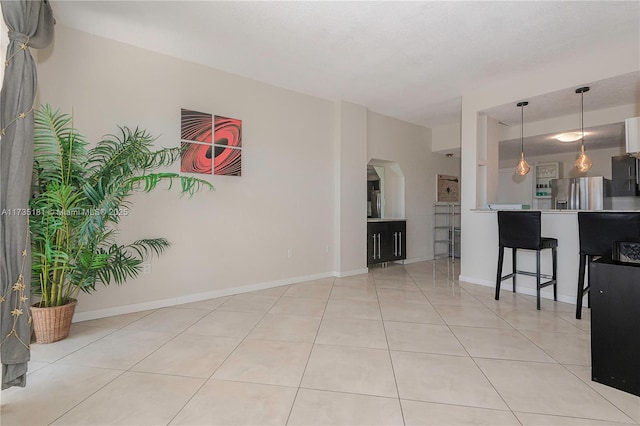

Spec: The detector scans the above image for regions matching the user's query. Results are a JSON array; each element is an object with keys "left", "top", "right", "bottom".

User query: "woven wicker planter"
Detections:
[{"left": 31, "top": 299, "right": 77, "bottom": 344}]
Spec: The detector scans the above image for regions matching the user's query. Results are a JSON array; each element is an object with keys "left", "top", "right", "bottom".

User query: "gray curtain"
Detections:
[{"left": 0, "top": 0, "right": 54, "bottom": 390}]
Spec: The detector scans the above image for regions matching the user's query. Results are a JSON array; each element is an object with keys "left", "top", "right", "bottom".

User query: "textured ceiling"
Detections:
[
  {"left": 484, "top": 72, "right": 640, "bottom": 126},
  {"left": 51, "top": 1, "right": 639, "bottom": 127},
  {"left": 499, "top": 122, "right": 625, "bottom": 162}
]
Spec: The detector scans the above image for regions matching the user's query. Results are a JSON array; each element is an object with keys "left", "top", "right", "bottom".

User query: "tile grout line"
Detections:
[
  {"left": 416, "top": 261, "right": 522, "bottom": 424},
  {"left": 373, "top": 268, "right": 407, "bottom": 426},
  {"left": 165, "top": 286, "right": 293, "bottom": 425},
  {"left": 39, "top": 309, "right": 166, "bottom": 424},
  {"left": 284, "top": 277, "right": 335, "bottom": 426}
]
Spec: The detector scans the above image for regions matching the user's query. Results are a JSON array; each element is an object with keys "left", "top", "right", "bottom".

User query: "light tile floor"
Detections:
[{"left": 2, "top": 260, "right": 639, "bottom": 425}]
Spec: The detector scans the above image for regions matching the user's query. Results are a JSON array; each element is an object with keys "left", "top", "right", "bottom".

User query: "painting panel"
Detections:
[
  {"left": 181, "top": 109, "right": 212, "bottom": 143},
  {"left": 214, "top": 146, "right": 242, "bottom": 177},
  {"left": 181, "top": 142, "right": 212, "bottom": 174},
  {"left": 214, "top": 115, "right": 242, "bottom": 148}
]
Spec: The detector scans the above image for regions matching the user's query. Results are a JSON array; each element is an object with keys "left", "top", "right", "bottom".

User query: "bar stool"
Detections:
[
  {"left": 576, "top": 212, "right": 640, "bottom": 319},
  {"left": 495, "top": 211, "right": 557, "bottom": 310}
]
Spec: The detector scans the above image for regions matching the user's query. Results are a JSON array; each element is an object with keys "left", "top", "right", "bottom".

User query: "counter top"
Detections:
[
  {"left": 472, "top": 209, "right": 639, "bottom": 214},
  {"left": 367, "top": 218, "right": 406, "bottom": 222}
]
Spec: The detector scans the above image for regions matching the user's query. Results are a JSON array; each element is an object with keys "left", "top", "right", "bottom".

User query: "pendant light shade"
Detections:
[
  {"left": 515, "top": 101, "right": 530, "bottom": 176},
  {"left": 574, "top": 87, "right": 592, "bottom": 172}
]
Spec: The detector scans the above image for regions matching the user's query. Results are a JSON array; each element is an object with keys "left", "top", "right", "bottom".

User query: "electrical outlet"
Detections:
[
  {"left": 142, "top": 263, "right": 151, "bottom": 275},
  {"left": 287, "top": 249, "right": 293, "bottom": 258}
]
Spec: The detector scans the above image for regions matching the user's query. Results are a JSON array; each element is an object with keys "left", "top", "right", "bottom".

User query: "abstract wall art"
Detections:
[{"left": 180, "top": 109, "right": 242, "bottom": 176}]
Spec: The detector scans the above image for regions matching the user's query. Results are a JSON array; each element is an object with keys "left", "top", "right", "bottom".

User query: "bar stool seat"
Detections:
[
  {"left": 495, "top": 211, "right": 558, "bottom": 310},
  {"left": 576, "top": 212, "right": 640, "bottom": 319}
]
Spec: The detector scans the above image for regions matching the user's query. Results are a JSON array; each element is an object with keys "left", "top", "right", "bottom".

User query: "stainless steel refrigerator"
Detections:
[{"left": 550, "top": 177, "right": 612, "bottom": 210}]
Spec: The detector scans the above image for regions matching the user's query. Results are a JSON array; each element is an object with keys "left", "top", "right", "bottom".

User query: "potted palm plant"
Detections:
[{"left": 29, "top": 105, "right": 213, "bottom": 343}]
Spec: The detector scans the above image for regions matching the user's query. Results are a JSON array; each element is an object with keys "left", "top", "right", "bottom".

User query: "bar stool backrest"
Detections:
[
  {"left": 578, "top": 212, "right": 640, "bottom": 258},
  {"left": 498, "top": 211, "right": 542, "bottom": 250}
]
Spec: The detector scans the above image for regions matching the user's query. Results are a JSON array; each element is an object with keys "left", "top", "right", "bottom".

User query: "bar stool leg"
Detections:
[
  {"left": 586, "top": 256, "right": 591, "bottom": 308},
  {"left": 512, "top": 248, "right": 517, "bottom": 293},
  {"left": 552, "top": 246, "right": 557, "bottom": 301},
  {"left": 536, "top": 249, "right": 541, "bottom": 310},
  {"left": 576, "top": 254, "right": 586, "bottom": 319},
  {"left": 495, "top": 245, "right": 504, "bottom": 300}
]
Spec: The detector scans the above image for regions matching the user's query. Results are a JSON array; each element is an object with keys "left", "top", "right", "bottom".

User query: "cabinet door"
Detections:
[
  {"left": 385, "top": 221, "right": 407, "bottom": 261},
  {"left": 611, "top": 156, "right": 640, "bottom": 196},
  {"left": 591, "top": 261, "right": 640, "bottom": 396},
  {"left": 367, "top": 223, "right": 385, "bottom": 266}
]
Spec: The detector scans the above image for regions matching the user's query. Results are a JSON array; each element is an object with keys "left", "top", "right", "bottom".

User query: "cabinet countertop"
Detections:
[
  {"left": 367, "top": 218, "right": 406, "bottom": 222},
  {"left": 472, "top": 209, "right": 639, "bottom": 214}
]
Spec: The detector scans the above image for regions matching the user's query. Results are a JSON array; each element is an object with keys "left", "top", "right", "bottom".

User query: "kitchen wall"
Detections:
[
  {"left": 498, "top": 146, "right": 625, "bottom": 177},
  {"left": 497, "top": 146, "right": 640, "bottom": 209},
  {"left": 36, "top": 25, "right": 456, "bottom": 318},
  {"left": 459, "top": 31, "right": 639, "bottom": 286}
]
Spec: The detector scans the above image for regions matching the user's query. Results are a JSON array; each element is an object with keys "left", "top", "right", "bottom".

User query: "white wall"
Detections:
[
  {"left": 335, "top": 102, "right": 368, "bottom": 276},
  {"left": 431, "top": 122, "right": 461, "bottom": 154},
  {"left": 36, "top": 25, "right": 449, "bottom": 317},
  {"left": 38, "top": 25, "right": 337, "bottom": 314},
  {"left": 367, "top": 111, "right": 460, "bottom": 263}
]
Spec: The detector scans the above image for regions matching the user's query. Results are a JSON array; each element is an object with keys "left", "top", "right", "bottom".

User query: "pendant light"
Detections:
[
  {"left": 515, "top": 101, "right": 530, "bottom": 176},
  {"left": 574, "top": 87, "right": 592, "bottom": 172}
]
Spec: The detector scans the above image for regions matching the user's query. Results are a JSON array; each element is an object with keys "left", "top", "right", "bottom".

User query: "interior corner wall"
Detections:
[
  {"left": 36, "top": 25, "right": 338, "bottom": 314},
  {"left": 431, "top": 122, "right": 461, "bottom": 153},
  {"left": 367, "top": 112, "right": 460, "bottom": 263},
  {"left": 335, "top": 102, "right": 368, "bottom": 276}
]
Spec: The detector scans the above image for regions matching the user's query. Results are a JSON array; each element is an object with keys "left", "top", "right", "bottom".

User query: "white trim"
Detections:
[
  {"left": 459, "top": 275, "right": 494, "bottom": 287},
  {"left": 333, "top": 268, "right": 369, "bottom": 278},
  {"left": 459, "top": 275, "right": 577, "bottom": 305},
  {"left": 404, "top": 256, "right": 431, "bottom": 264},
  {"left": 72, "top": 271, "right": 334, "bottom": 322}
]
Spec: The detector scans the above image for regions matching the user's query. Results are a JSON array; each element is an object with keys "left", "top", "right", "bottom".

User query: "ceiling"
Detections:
[
  {"left": 50, "top": 1, "right": 640, "bottom": 128},
  {"left": 490, "top": 72, "right": 639, "bottom": 161},
  {"left": 483, "top": 72, "right": 640, "bottom": 127},
  {"left": 499, "top": 122, "right": 625, "bottom": 162}
]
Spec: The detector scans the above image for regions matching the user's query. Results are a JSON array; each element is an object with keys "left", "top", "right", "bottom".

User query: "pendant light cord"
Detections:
[
  {"left": 521, "top": 103, "right": 524, "bottom": 153},
  {"left": 580, "top": 90, "right": 584, "bottom": 149}
]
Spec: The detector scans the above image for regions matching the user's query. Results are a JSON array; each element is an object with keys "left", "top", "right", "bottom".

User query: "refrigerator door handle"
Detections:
[{"left": 569, "top": 181, "right": 575, "bottom": 209}]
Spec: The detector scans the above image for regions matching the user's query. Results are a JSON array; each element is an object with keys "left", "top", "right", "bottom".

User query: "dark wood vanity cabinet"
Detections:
[
  {"left": 611, "top": 155, "right": 640, "bottom": 196},
  {"left": 367, "top": 220, "right": 406, "bottom": 266}
]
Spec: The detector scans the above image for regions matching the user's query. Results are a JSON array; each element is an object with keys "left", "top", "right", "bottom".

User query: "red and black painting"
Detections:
[{"left": 180, "top": 110, "right": 242, "bottom": 176}]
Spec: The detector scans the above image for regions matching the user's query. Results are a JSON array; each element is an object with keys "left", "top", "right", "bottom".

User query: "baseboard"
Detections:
[
  {"left": 73, "top": 270, "right": 335, "bottom": 322},
  {"left": 459, "top": 275, "right": 494, "bottom": 287},
  {"left": 458, "top": 275, "right": 577, "bottom": 305},
  {"left": 403, "top": 257, "right": 431, "bottom": 265},
  {"left": 333, "top": 268, "right": 369, "bottom": 278}
]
